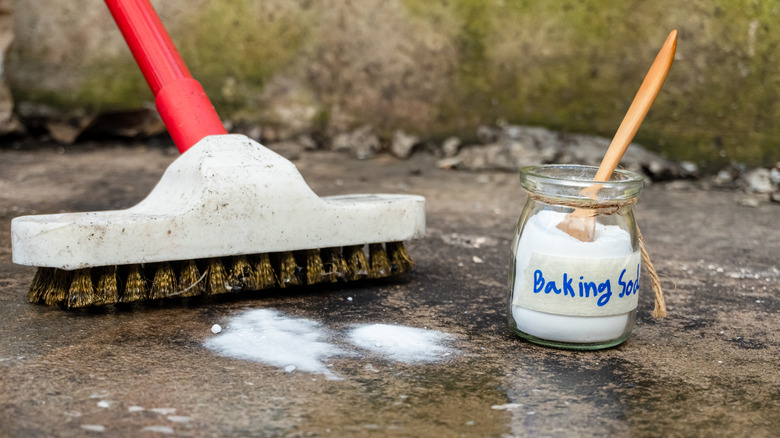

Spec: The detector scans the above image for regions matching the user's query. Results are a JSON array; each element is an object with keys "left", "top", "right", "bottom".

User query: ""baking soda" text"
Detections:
[{"left": 532, "top": 264, "right": 640, "bottom": 307}]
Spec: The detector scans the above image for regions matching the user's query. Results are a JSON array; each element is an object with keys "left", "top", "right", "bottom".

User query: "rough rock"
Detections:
[
  {"left": 441, "top": 125, "right": 682, "bottom": 179},
  {"left": 476, "top": 125, "right": 500, "bottom": 144},
  {"left": 82, "top": 109, "right": 165, "bottom": 138},
  {"left": 441, "top": 136, "right": 461, "bottom": 157},
  {"left": 713, "top": 169, "right": 735, "bottom": 187},
  {"left": 297, "top": 135, "right": 319, "bottom": 151},
  {"left": 44, "top": 117, "right": 96, "bottom": 144},
  {"left": 558, "top": 133, "right": 683, "bottom": 180},
  {"left": 389, "top": 130, "right": 419, "bottom": 159},
  {"left": 438, "top": 138, "right": 547, "bottom": 172},
  {"left": 740, "top": 168, "right": 774, "bottom": 194},
  {"left": 769, "top": 163, "right": 780, "bottom": 186},
  {"left": 0, "top": 2, "right": 22, "bottom": 136},
  {"left": 330, "top": 125, "right": 381, "bottom": 159},
  {"left": 266, "top": 140, "right": 304, "bottom": 161}
]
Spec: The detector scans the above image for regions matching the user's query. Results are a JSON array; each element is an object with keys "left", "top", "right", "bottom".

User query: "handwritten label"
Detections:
[{"left": 513, "top": 251, "right": 641, "bottom": 317}]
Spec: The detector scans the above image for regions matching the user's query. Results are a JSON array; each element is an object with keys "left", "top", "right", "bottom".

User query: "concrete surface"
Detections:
[{"left": 0, "top": 141, "right": 778, "bottom": 437}]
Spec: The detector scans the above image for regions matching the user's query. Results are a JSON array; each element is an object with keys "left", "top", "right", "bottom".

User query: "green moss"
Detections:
[
  {"left": 171, "top": 0, "right": 312, "bottom": 120},
  {"left": 13, "top": 0, "right": 780, "bottom": 168},
  {"left": 404, "top": 0, "right": 780, "bottom": 168},
  {"left": 74, "top": 60, "right": 151, "bottom": 112},
  {"left": 11, "top": 59, "right": 150, "bottom": 115},
  {"left": 15, "top": 1, "right": 313, "bottom": 125}
]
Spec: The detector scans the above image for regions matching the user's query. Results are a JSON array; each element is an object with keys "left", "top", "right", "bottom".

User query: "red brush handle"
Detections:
[{"left": 105, "top": 0, "right": 226, "bottom": 153}]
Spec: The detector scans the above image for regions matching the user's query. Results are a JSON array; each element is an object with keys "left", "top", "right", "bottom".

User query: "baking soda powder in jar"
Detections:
[{"left": 508, "top": 164, "right": 645, "bottom": 350}]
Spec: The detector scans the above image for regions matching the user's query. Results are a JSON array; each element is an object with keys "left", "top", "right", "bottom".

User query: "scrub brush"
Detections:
[{"left": 11, "top": 0, "right": 425, "bottom": 308}]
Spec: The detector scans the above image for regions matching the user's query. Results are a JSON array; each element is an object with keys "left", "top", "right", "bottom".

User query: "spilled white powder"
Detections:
[
  {"left": 347, "top": 324, "right": 455, "bottom": 363},
  {"left": 491, "top": 403, "right": 523, "bottom": 411},
  {"left": 204, "top": 309, "right": 346, "bottom": 380},
  {"left": 205, "top": 309, "right": 457, "bottom": 379},
  {"left": 80, "top": 425, "right": 105, "bottom": 433},
  {"left": 142, "top": 426, "right": 174, "bottom": 434}
]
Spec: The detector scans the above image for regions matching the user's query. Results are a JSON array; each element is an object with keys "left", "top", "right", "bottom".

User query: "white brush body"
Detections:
[{"left": 12, "top": 135, "right": 426, "bottom": 270}]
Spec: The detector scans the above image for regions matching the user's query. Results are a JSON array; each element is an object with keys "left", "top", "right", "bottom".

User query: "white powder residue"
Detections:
[
  {"left": 348, "top": 324, "right": 455, "bottom": 363},
  {"left": 204, "top": 309, "right": 346, "bottom": 380},
  {"left": 511, "top": 209, "right": 634, "bottom": 343},
  {"left": 80, "top": 425, "right": 105, "bottom": 433},
  {"left": 142, "top": 426, "right": 174, "bottom": 434},
  {"left": 491, "top": 403, "right": 523, "bottom": 411}
]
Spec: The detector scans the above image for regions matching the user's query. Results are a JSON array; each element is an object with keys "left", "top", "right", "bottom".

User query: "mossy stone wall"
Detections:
[{"left": 8, "top": 0, "right": 780, "bottom": 168}]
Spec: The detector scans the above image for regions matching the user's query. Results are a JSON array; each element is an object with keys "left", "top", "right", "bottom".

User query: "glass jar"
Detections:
[{"left": 508, "top": 164, "right": 644, "bottom": 350}]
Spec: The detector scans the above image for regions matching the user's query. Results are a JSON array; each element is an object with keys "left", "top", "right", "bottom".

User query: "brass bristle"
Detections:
[
  {"left": 229, "top": 255, "right": 257, "bottom": 292},
  {"left": 67, "top": 268, "right": 95, "bottom": 309},
  {"left": 29, "top": 240, "right": 414, "bottom": 309},
  {"left": 387, "top": 241, "right": 413, "bottom": 274},
  {"left": 368, "top": 243, "right": 391, "bottom": 279},
  {"left": 43, "top": 269, "right": 70, "bottom": 306},
  {"left": 122, "top": 264, "right": 147, "bottom": 303},
  {"left": 322, "top": 248, "right": 348, "bottom": 282},
  {"left": 207, "top": 258, "right": 230, "bottom": 295},
  {"left": 149, "top": 262, "right": 177, "bottom": 300},
  {"left": 28, "top": 267, "right": 54, "bottom": 303},
  {"left": 96, "top": 266, "right": 120, "bottom": 305},
  {"left": 277, "top": 252, "right": 302, "bottom": 288},
  {"left": 303, "top": 249, "right": 324, "bottom": 285},
  {"left": 253, "top": 253, "right": 276, "bottom": 289},
  {"left": 177, "top": 260, "right": 205, "bottom": 297},
  {"left": 344, "top": 245, "right": 369, "bottom": 281}
]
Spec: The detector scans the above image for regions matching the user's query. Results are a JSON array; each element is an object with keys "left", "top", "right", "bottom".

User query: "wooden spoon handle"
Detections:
[{"left": 593, "top": 30, "right": 677, "bottom": 182}]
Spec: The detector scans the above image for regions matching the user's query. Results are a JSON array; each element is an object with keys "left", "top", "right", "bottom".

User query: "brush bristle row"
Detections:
[
  {"left": 254, "top": 253, "right": 276, "bottom": 289},
  {"left": 207, "top": 259, "right": 229, "bottom": 295},
  {"left": 25, "top": 242, "right": 414, "bottom": 308},
  {"left": 67, "top": 268, "right": 94, "bottom": 309},
  {"left": 276, "top": 252, "right": 302, "bottom": 288},
  {"left": 149, "top": 262, "right": 177, "bottom": 300},
  {"left": 228, "top": 255, "right": 257, "bottom": 292},
  {"left": 387, "top": 241, "right": 414, "bottom": 274},
  {"left": 368, "top": 244, "right": 391, "bottom": 279},
  {"left": 344, "top": 245, "right": 369, "bottom": 281},
  {"left": 177, "top": 260, "right": 205, "bottom": 297},
  {"left": 123, "top": 265, "right": 146, "bottom": 303},
  {"left": 43, "top": 269, "right": 70, "bottom": 306},
  {"left": 322, "top": 248, "right": 347, "bottom": 282},
  {"left": 97, "top": 266, "right": 120, "bottom": 305}
]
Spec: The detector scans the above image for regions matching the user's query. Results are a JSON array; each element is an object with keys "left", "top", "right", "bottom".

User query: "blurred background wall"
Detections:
[{"left": 3, "top": 0, "right": 779, "bottom": 169}]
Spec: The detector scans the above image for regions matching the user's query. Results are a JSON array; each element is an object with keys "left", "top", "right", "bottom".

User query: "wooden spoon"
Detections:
[{"left": 557, "top": 30, "right": 677, "bottom": 241}]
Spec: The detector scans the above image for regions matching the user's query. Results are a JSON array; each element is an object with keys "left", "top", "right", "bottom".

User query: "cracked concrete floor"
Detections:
[{"left": 0, "top": 141, "right": 777, "bottom": 437}]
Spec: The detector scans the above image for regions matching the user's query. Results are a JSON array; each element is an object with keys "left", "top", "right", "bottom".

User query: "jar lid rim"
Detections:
[
  {"left": 519, "top": 164, "right": 644, "bottom": 201},
  {"left": 519, "top": 164, "right": 644, "bottom": 184}
]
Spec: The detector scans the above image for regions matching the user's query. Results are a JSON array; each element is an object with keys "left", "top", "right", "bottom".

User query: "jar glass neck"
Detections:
[{"left": 519, "top": 165, "right": 643, "bottom": 204}]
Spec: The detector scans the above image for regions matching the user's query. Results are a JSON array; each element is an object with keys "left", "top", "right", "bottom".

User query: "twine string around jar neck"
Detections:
[{"left": 524, "top": 190, "right": 667, "bottom": 319}]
